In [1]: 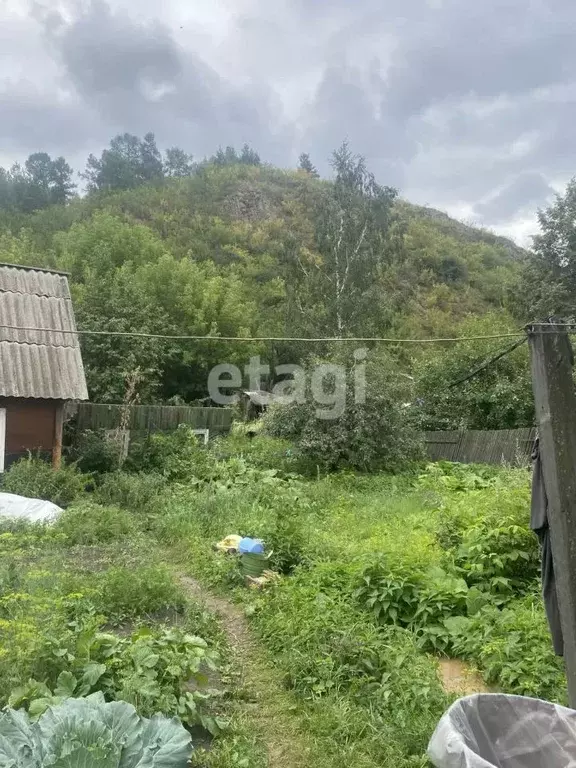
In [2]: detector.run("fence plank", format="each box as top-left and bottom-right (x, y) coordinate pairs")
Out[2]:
(75, 403), (234, 437)
(424, 427), (536, 466)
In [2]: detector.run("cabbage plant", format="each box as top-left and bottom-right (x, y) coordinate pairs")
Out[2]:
(0, 692), (192, 767)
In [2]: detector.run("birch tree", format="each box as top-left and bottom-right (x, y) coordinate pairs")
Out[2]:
(312, 143), (397, 337)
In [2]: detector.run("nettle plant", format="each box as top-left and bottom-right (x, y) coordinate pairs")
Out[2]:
(353, 562), (469, 653)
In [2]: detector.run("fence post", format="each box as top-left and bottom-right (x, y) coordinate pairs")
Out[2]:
(528, 322), (576, 706)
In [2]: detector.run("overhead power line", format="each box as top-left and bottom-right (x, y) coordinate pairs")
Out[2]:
(0, 324), (525, 344)
(448, 336), (528, 389)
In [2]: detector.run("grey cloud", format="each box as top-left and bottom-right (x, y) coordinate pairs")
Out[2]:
(52, 2), (182, 100)
(0, 87), (99, 156)
(3, 0), (293, 167)
(3, 0), (576, 239)
(287, 0), (576, 231)
(474, 173), (555, 223)
(301, 63), (415, 188)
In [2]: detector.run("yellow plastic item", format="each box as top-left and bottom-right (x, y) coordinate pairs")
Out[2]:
(215, 534), (242, 553)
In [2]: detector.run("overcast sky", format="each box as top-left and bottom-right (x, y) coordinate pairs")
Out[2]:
(2, 0), (575, 245)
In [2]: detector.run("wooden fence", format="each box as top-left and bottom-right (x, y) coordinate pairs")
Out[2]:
(424, 427), (537, 466)
(74, 404), (536, 466)
(75, 403), (234, 437)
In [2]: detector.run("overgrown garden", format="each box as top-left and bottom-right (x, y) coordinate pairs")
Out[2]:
(0, 428), (563, 767)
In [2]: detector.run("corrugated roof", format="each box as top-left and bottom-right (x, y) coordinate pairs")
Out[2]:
(0, 264), (88, 400)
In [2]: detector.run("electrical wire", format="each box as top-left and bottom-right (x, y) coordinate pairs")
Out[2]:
(448, 336), (528, 388)
(0, 324), (526, 344)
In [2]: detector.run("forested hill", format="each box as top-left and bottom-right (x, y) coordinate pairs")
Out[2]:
(0, 145), (526, 404)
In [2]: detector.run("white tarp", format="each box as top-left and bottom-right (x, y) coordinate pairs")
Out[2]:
(0, 493), (63, 523)
(428, 693), (576, 768)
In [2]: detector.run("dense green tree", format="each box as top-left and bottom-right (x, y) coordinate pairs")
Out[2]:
(164, 147), (194, 177)
(25, 153), (75, 208)
(0, 154), (75, 213)
(265, 350), (422, 471)
(139, 132), (164, 181)
(239, 144), (261, 166)
(83, 133), (164, 192)
(413, 314), (533, 430)
(298, 153), (319, 178)
(515, 179), (576, 320)
(211, 145), (260, 167)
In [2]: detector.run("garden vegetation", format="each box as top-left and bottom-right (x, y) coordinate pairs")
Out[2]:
(0, 429), (563, 767)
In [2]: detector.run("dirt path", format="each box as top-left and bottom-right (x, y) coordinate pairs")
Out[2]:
(179, 576), (312, 768)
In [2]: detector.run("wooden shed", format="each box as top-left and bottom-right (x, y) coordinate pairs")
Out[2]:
(0, 263), (88, 471)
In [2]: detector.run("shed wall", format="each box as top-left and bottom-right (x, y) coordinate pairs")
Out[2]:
(0, 398), (58, 468)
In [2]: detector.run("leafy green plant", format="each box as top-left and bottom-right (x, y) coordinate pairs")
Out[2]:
(447, 595), (566, 701)
(264, 351), (423, 472)
(68, 429), (122, 474)
(1, 457), (89, 507)
(0, 692), (192, 766)
(456, 515), (539, 599)
(354, 563), (423, 626)
(90, 565), (186, 622)
(354, 562), (469, 651)
(126, 426), (212, 481)
(10, 625), (225, 734)
(417, 462), (501, 492)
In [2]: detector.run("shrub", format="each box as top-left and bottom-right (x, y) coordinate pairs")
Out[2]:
(55, 502), (136, 545)
(126, 425), (212, 481)
(354, 561), (469, 652)
(68, 429), (121, 474)
(417, 461), (502, 492)
(1, 457), (89, 506)
(212, 432), (316, 476)
(456, 514), (539, 599)
(264, 352), (423, 471)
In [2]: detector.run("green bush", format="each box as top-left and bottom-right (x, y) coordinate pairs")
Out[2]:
(417, 461), (502, 492)
(264, 352), (423, 471)
(55, 502), (136, 545)
(353, 561), (469, 652)
(456, 515), (539, 599)
(126, 425), (212, 481)
(68, 429), (121, 474)
(212, 432), (316, 476)
(1, 457), (89, 506)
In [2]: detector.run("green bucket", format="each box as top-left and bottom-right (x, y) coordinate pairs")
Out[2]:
(240, 552), (269, 578)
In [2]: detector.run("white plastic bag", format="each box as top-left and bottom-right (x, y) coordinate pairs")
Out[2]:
(0, 493), (63, 523)
(428, 693), (576, 768)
